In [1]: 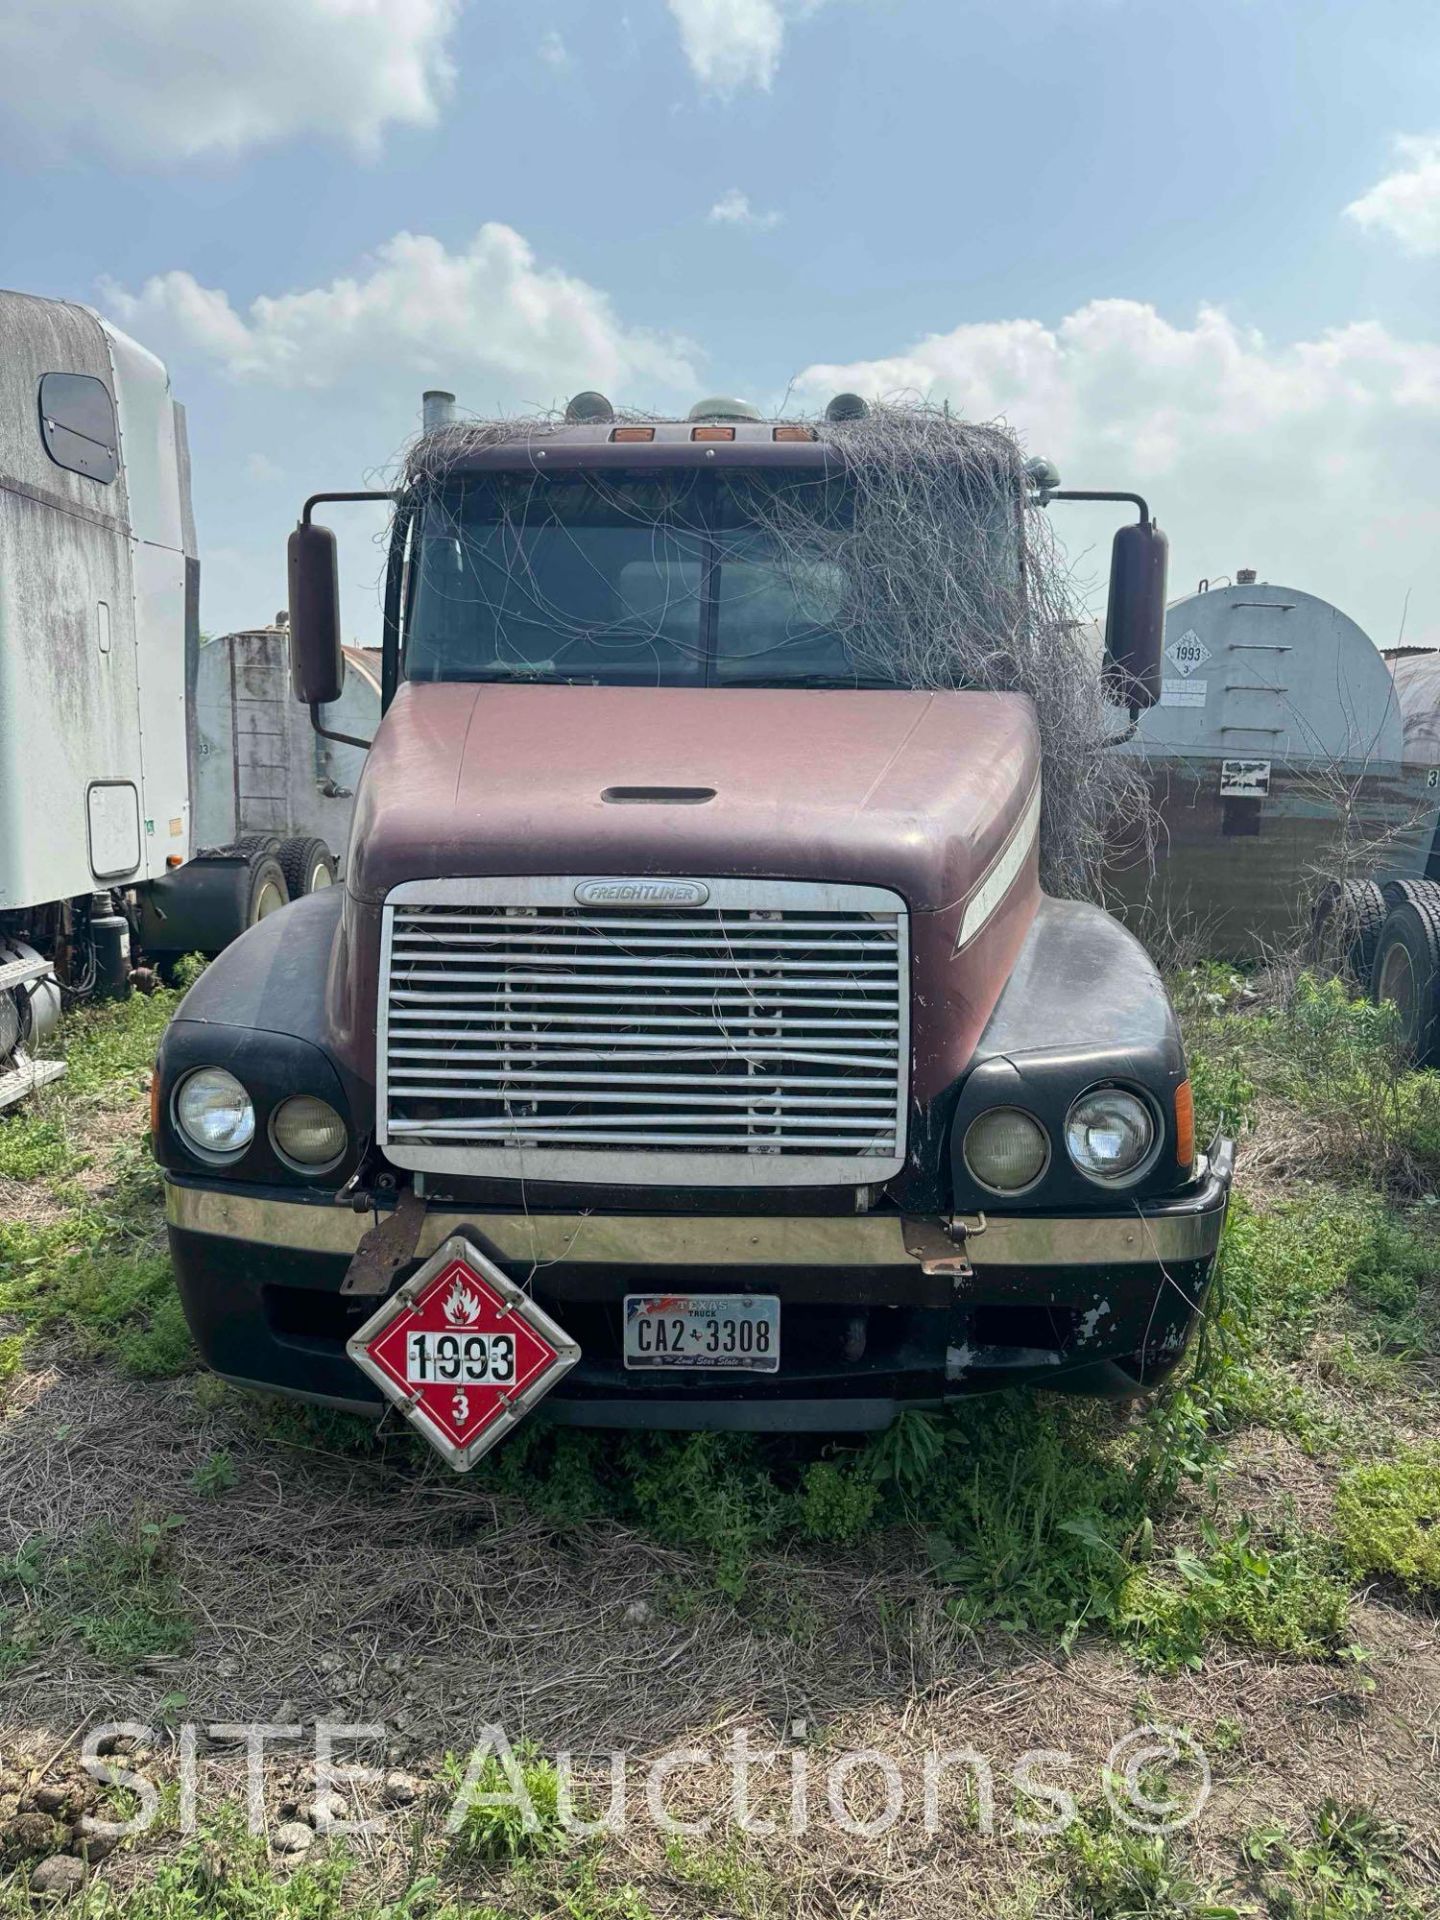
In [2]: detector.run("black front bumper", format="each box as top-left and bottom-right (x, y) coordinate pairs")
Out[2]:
(165, 1146), (1232, 1433)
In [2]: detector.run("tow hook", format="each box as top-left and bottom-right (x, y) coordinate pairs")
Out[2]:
(900, 1213), (986, 1280)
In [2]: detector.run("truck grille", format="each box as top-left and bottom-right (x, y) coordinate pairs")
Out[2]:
(378, 878), (909, 1185)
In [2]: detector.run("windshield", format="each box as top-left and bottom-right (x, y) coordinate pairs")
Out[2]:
(403, 468), (1006, 688)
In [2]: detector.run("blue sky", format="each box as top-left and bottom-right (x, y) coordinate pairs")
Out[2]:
(3, 0), (1438, 647)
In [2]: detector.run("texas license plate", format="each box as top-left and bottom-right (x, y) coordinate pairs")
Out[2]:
(623, 1295), (780, 1372)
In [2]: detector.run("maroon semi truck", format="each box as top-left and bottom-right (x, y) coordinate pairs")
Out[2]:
(153, 394), (1233, 1459)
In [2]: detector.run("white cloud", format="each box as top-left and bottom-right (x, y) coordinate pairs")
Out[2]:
(538, 27), (568, 68)
(1346, 134), (1440, 257)
(0, 0), (459, 163)
(101, 224), (699, 403)
(666, 0), (787, 93)
(708, 188), (783, 230)
(244, 451), (285, 485)
(795, 299), (1440, 647)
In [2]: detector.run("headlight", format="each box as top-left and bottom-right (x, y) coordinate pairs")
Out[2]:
(1065, 1087), (1156, 1184)
(174, 1067), (254, 1158)
(962, 1107), (1049, 1193)
(271, 1094), (347, 1170)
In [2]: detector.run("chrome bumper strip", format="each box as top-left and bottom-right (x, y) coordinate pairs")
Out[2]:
(166, 1164), (1228, 1271)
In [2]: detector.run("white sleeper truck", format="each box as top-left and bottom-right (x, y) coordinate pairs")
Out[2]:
(0, 287), (337, 1106)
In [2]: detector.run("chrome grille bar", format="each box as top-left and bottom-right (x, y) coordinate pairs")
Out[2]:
(378, 877), (909, 1187)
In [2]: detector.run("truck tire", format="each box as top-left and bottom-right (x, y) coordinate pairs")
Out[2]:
(138, 852), (290, 959)
(1370, 900), (1440, 1066)
(237, 832), (283, 856)
(1309, 879), (1387, 989)
(277, 835), (337, 897)
(1380, 877), (1440, 913)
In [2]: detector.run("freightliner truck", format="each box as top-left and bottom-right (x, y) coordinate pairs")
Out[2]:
(154, 391), (1235, 1456)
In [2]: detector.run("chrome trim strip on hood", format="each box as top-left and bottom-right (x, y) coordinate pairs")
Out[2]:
(954, 776), (1041, 951)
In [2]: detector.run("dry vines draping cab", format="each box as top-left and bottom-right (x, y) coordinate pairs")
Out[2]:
(404, 401), (1148, 898)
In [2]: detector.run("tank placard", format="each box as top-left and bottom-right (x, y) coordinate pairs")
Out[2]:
(1166, 628), (1212, 677)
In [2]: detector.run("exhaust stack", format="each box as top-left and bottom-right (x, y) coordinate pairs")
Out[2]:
(422, 390), (456, 433)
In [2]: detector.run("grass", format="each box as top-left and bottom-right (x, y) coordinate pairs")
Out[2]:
(459, 1394), (1209, 1647)
(1059, 1805), (1240, 1918)
(1334, 1454), (1440, 1594)
(1115, 1518), (1351, 1672)
(0, 987), (193, 1383)
(441, 1743), (569, 1866)
(1241, 1800), (1428, 1919)
(1176, 965), (1440, 1192)
(0, 1510), (194, 1674)
(660, 1834), (776, 1917)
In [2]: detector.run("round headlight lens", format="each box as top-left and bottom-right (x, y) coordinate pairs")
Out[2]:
(271, 1095), (348, 1169)
(1065, 1088), (1156, 1184)
(175, 1067), (254, 1157)
(963, 1107), (1050, 1193)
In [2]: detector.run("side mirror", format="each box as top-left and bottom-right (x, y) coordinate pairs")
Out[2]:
(287, 519), (344, 705)
(1103, 518), (1168, 712)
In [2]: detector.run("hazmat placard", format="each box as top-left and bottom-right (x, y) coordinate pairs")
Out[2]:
(348, 1236), (580, 1469)
(1165, 629), (1211, 678)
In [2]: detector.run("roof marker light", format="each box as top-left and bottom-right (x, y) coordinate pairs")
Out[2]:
(691, 425), (735, 441)
(609, 426), (655, 442)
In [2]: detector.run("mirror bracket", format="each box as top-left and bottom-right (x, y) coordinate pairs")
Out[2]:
(302, 489), (398, 523)
(309, 702), (372, 751)
(1041, 488), (1152, 525)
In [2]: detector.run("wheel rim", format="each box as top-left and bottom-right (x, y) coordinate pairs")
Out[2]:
(1378, 942), (1417, 1040)
(309, 862), (333, 891)
(253, 880), (286, 922)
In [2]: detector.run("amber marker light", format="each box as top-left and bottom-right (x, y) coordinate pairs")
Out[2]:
(691, 425), (736, 441)
(772, 425), (816, 441)
(609, 427), (655, 442)
(1174, 1079), (1195, 1171)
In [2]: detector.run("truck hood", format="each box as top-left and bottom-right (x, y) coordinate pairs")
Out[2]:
(345, 681), (1038, 916)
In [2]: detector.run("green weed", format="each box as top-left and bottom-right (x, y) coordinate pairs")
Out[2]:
(793, 1458), (881, 1543)
(0, 1813), (498, 1920)
(168, 953), (210, 991)
(442, 1742), (569, 1865)
(1194, 1189), (1437, 1445)
(189, 1449), (239, 1498)
(1116, 1518), (1349, 1671)
(1059, 1802), (1240, 1917)
(0, 1511), (194, 1672)
(56, 988), (178, 1098)
(0, 1112), (83, 1182)
(1334, 1454), (1440, 1594)
(0, 1030), (188, 1377)
(1241, 1799), (1425, 1918)
(0, 1239), (192, 1378)
(924, 1394), (1200, 1646)
(662, 1831), (773, 1915)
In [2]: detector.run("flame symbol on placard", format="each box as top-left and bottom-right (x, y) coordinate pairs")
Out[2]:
(443, 1276), (483, 1326)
